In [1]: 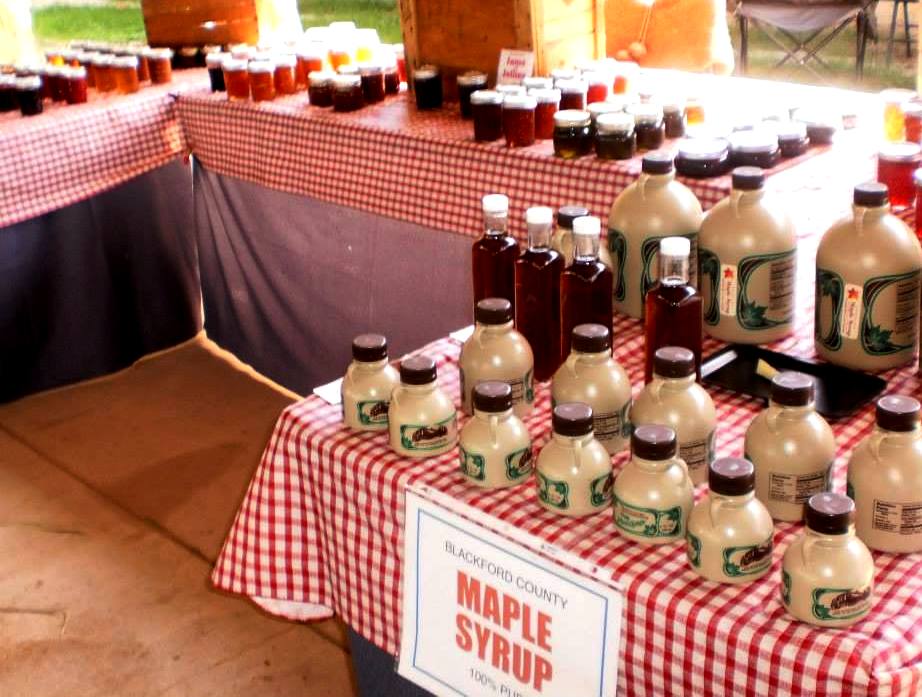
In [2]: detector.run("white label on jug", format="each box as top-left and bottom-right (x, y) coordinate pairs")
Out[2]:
(811, 585), (872, 621)
(872, 499), (922, 535)
(357, 400), (390, 426)
(680, 432), (715, 477)
(719, 264), (738, 317)
(614, 495), (683, 538)
(505, 446), (534, 482)
(768, 466), (830, 504)
(400, 416), (457, 452)
(840, 283), (863, 340)
(722, 537), (773, 577)
(594, 401), (631, 443)
(507, 371), (535, 406)
(459, 446), (486, 481)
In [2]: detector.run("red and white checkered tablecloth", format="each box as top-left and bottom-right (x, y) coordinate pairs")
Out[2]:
(0, 70), (207, 229)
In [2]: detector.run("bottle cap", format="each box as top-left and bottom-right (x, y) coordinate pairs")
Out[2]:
(805, 492), (854, 535)
(332, 73), (361, 89)
(709, 457), (756, 496)
(876, 394), (921, 432)
(572, 215), (601, 237)
(352, 333), (388, 362)
(470, 89), (504, 106)
(854, 181), (889, 207)
(583, 71), (608, 86)
(653, 346), (695, 378)
(659, 236), (690, 257)
(642, 151), (675, 174)
(15, 76), (42, 90)
(482, 193), (509, 215)
(473, 381), (513, 413)
(557, 205), (590, 230)
(631, 424), (678, 460)
(572, 324), (611, 353)
(770, 371), (815, 406)
(144, 47), (174, 60)
(553, 109), (591, 127)
(114, 55), (139, 69)
(457, 70), (488, 87)
(475, 297), (513, 325)
(550, 68), (578, 81)
(732, 167), (765, 191)
(224, 58), (249, 73)
(775, 121), (808, 141)
(400, 356), (437, 385)
(552, 402), (594, 437)
(526, 206), (553, 226)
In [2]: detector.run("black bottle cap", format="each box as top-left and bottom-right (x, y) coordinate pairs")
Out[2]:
(352, 333), (388, 362)
(876, 395), (921, 432)
(475, 297), (513, 325)
(473, 381), (513, 413)
(853, 182), (889, 207)
(805, 492), (854, 535)
(641, 151), (675, 175)
(399, 355), (437, 385)
(552, 402), (594, 437)
(770, 371), (815, 407)
(709, 457), (755, 496)
(572, 323), (611, 353)
(731, 166), (765, 191)
(631, 424), (677, 460)
(653, 346), (696, 379)
(557, 205), (590, 231)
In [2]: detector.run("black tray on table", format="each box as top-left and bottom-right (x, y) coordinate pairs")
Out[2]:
(700, 344), (888, 420)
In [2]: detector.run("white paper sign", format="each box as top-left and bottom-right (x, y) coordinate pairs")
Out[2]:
(398, 485), (623, 697)
(496, 49), (535, 85)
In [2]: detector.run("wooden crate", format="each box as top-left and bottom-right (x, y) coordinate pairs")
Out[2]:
(141, 0), (259, 48)
(398, 0), (606, 82)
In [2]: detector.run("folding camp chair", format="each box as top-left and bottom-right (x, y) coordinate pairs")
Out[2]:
(737, 0), (874, 80)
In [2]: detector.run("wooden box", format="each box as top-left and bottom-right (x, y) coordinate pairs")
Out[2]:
(398, 0), (606, 82)
(141, 0), (259, 48)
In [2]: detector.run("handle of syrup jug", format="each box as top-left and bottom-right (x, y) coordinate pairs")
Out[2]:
(489, 414), (499, 447)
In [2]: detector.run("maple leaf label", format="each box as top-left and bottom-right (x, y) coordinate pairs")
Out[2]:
(839, 283), (863, 340)
(719, 264), (738, 317)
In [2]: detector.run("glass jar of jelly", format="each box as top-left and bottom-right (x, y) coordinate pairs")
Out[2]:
(584, 71), (609, 104)
(144, 48), (173, 85)
(903, 101), (922, 144)
(629, 103), (665, 151)
(663, 99), (686, 139)
(130, 46), (150, 82)
(177, 46), (199, 69)
(384, 65), (399, 94)
(47, 65), (68, 102)
(793, 108), (838, 145)
(530, 88), (560, 140)
(332, 73), (363, 112)
(551, 67), (577, 84)
(496, 84), (526, 98)
(674, 137), (730, 178)
(113, 55), (140, 94)
(595, 112), (636, 160)
(470, 89), (504, 142)
(65, 66), (88, 104)
(502, 94), (537, 147)
(223, 59), (250, 101)
(297, 46), (325, 86)
(587, 100), (622, 136)
(0, 75), (17, 112)
(93, 55), (117, 93)
(686, 96), (705, 126)
(557, 79), (588, 111)
(307, 70), (334, 107)
(273, 55), (298, 96)
(882, 88), (916, 141)
(553, 109), (592, 159)
(393, 43), (406, 82)
(359, 63), (385, 103)
(878, 142), (922, 209)
(915, 169), (922, 239)
(206, 52), (228, 92)
(75, 52), (96, 87)
(729, 130), (780, 169)
(776, 121), (809, 158)
(16, 76), (43, 116)
(457, 71), (488, 118)
(413, 65), (442, 110)
(523, 76), (553, 91)
(612, 61), (638, 95)
(248, 60), (276, 102)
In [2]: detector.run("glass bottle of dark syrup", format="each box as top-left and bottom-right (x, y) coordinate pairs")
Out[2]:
(472, 193), (519, 308)
(560, 215), (613, 360)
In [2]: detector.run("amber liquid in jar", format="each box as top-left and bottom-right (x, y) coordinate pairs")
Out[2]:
(561, 256), (613, 360)
(146, 52), (173, 85)
(249, 65), (276, 102)
(274, 64), (297, 96)
(66, 70), (88, 104)
(224, 63), (250, 101)
(135, 53), (150, 82)
(586, 81), (608, 105)
(904, 104), (922, 143)
(114, 63), (140, 94)
(503, 96), (536, 147)
(686, 100), (705, 125)
(329, 50), (351, 71)
(95, 63), (116, 93)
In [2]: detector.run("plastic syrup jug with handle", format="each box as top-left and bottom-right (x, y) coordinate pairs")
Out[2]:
(388, 356), (457, 458)
(341, 333), (400, 431)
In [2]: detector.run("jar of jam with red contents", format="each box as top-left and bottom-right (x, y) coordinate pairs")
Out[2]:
(662, 99), (686, 138)
(584, 72), (609, 105)
(531, 87), (560, 140)
(16, 76), (43, 116)
(776, 121), (809, 158)
(177, 47), (199, 70)
(308, 70), (334, 107)
(674, 137), (730, 178)
(413, 65), (442, 110)
(113, 55), (140, 94)
(297, 46), (325, 88)
(333, 73), (364, 112)
(206, 52), (228, 92)
(595, 112), (636, 160)
(76, 51), (95, 87)
(384, 65), (399, 94)
(223, 59), (250, 101)
(359, 63), (385, 103)
(502, 94), (537, 147)
(47, 66), (68, 102)
(553, 109), (592, 159)
(629, 103), (665, 150)
(729, 129), (780, 169)
(394, 43), (406, 83)
(65, 66), (88, 104)
(903, 102), (922, 144)
(612, 61), (638, 95)
(523, 76), (553, 91)
(457, 71), (488, 118)
(471, 89), (503, 142)
(95, 55), (117, 92)
(0, 75), (16, 112)
(131, 46), (150, 82)
(588, 101), (622, 135)
(144, 48), (173, 85)
(558, 79), (587, 111)
(248, 60), (276, 102)
(878, 142), (922, 208)
(274, 55), (298, 96)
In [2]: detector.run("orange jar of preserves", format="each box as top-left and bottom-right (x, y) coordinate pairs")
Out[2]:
(113, 55), (140, 94)
(93, 55), (117, 93)
(248, 60), (276, 102)
(274, 55), (297, 96)
(145, 48), (173, 85)
(223, 59), (250, 101)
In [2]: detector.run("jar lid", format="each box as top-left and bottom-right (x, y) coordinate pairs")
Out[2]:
(203, 44), (223, 54)
(775, 120), (808, 141)
(572, 215), (601, 237)
(15, 76), (41, 90)
(337, 64), (359, 75)
(583, 71), (608, 86)
(249, 59), (275, 74)
(729, 130), (779, 154)
(414, 65), (439, 80)
(556, 78), (588, 95)
(876, 394), (921, 431)
(805, 492), (854, 535)
(588, 101), (622, 119)
(496, 84), (526, 96)
(557, 205), (589, 229)
(457, 70), (488, 86)
(879, 141), (922, 162)
(709, 457), (756, 496)
(628, 103), (663, 124)
(482, 193), (509, 214)
(470, 89), (503, 106)
(596, 112), (634, 134)
(642, 151), (674, 174)
(770, 371), (815, 406)
(75, 51), (95, 62)
(523, 76), (553, 90)
(297, 45), (326, 60)
(572, 323), (611, 353)
(0, 75), (16, 87)
(677, 137), (730, 161)
(475, 297), (513, 325)
(114, 55), (139, 68)
(552, 402), (594, 437)
(206, 52), (230, 68)
(525, 205), (553, 226)
(632, 424), (677, 461)
(224, 58), (249, 73)
(93, 54), (115, 66)
(551, 68), (577, 81)
(352, 333), (388, 362)
(144, 47), (174, 59)
(231, 46), (256, 60)
(503, 94), (536, 110)
(554, 109), (590, 127)
(274, 54), (297, 68)
(473, 381), (513, 413)
(67, 66), (88, 79)
(529, 87), (560, 104)
(854, 181), (889, 207)
(732, 166), (765, 191)
(653, 346), (695, 378)
(332, 73), (361, 89)
(902, 101), (922, 117)
(400, 355), (437, 385)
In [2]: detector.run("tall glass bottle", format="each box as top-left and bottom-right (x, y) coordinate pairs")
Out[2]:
(644, 236), (702, 383)
(515, 206), (564, 381)
(472, 193), (519, 308)
(560, 216), (613, 360)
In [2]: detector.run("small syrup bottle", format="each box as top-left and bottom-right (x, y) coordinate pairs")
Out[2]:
(515, 206), (564, 381)
(560, 215), (613, 360)
(472, 193), (519, 308)
(644, 236), (702, 383)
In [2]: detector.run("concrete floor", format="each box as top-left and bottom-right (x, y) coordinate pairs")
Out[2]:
(0, 335), (357, 696)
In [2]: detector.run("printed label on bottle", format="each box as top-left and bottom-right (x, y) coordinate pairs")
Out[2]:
(811, 585), (872, 621)
(680, 431), (716, 477)
(537, 471), (570, 510)
(840, 283), (863, 340)
(860, 270), (921, 356)
(781, 569), (792, 606)
(505, 446), (534, 482)
(399, 414), (456, 452)
(703, 250), (795, 329)
(815, 268), (846, 351)
(590, 472), (613, 507)
(687, 532), (702, 567)
(357, 400), (390, 427)
(459, 446), (485, 481)
(594, 399), (632, 443)
(768, 464), (831, 504)
(722, 537), (773, 577)
(506, 370), (535, 406)
(872, 499), (922, 535)
(719, 264), (739, 317)
(609, 229), (627, 303)
(639, 233), (699, 302)
(614, 494), (683, 538)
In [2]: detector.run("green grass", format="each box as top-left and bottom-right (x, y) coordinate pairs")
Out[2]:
(33, 5), (147, 44)
(300, 0), (401, 43)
